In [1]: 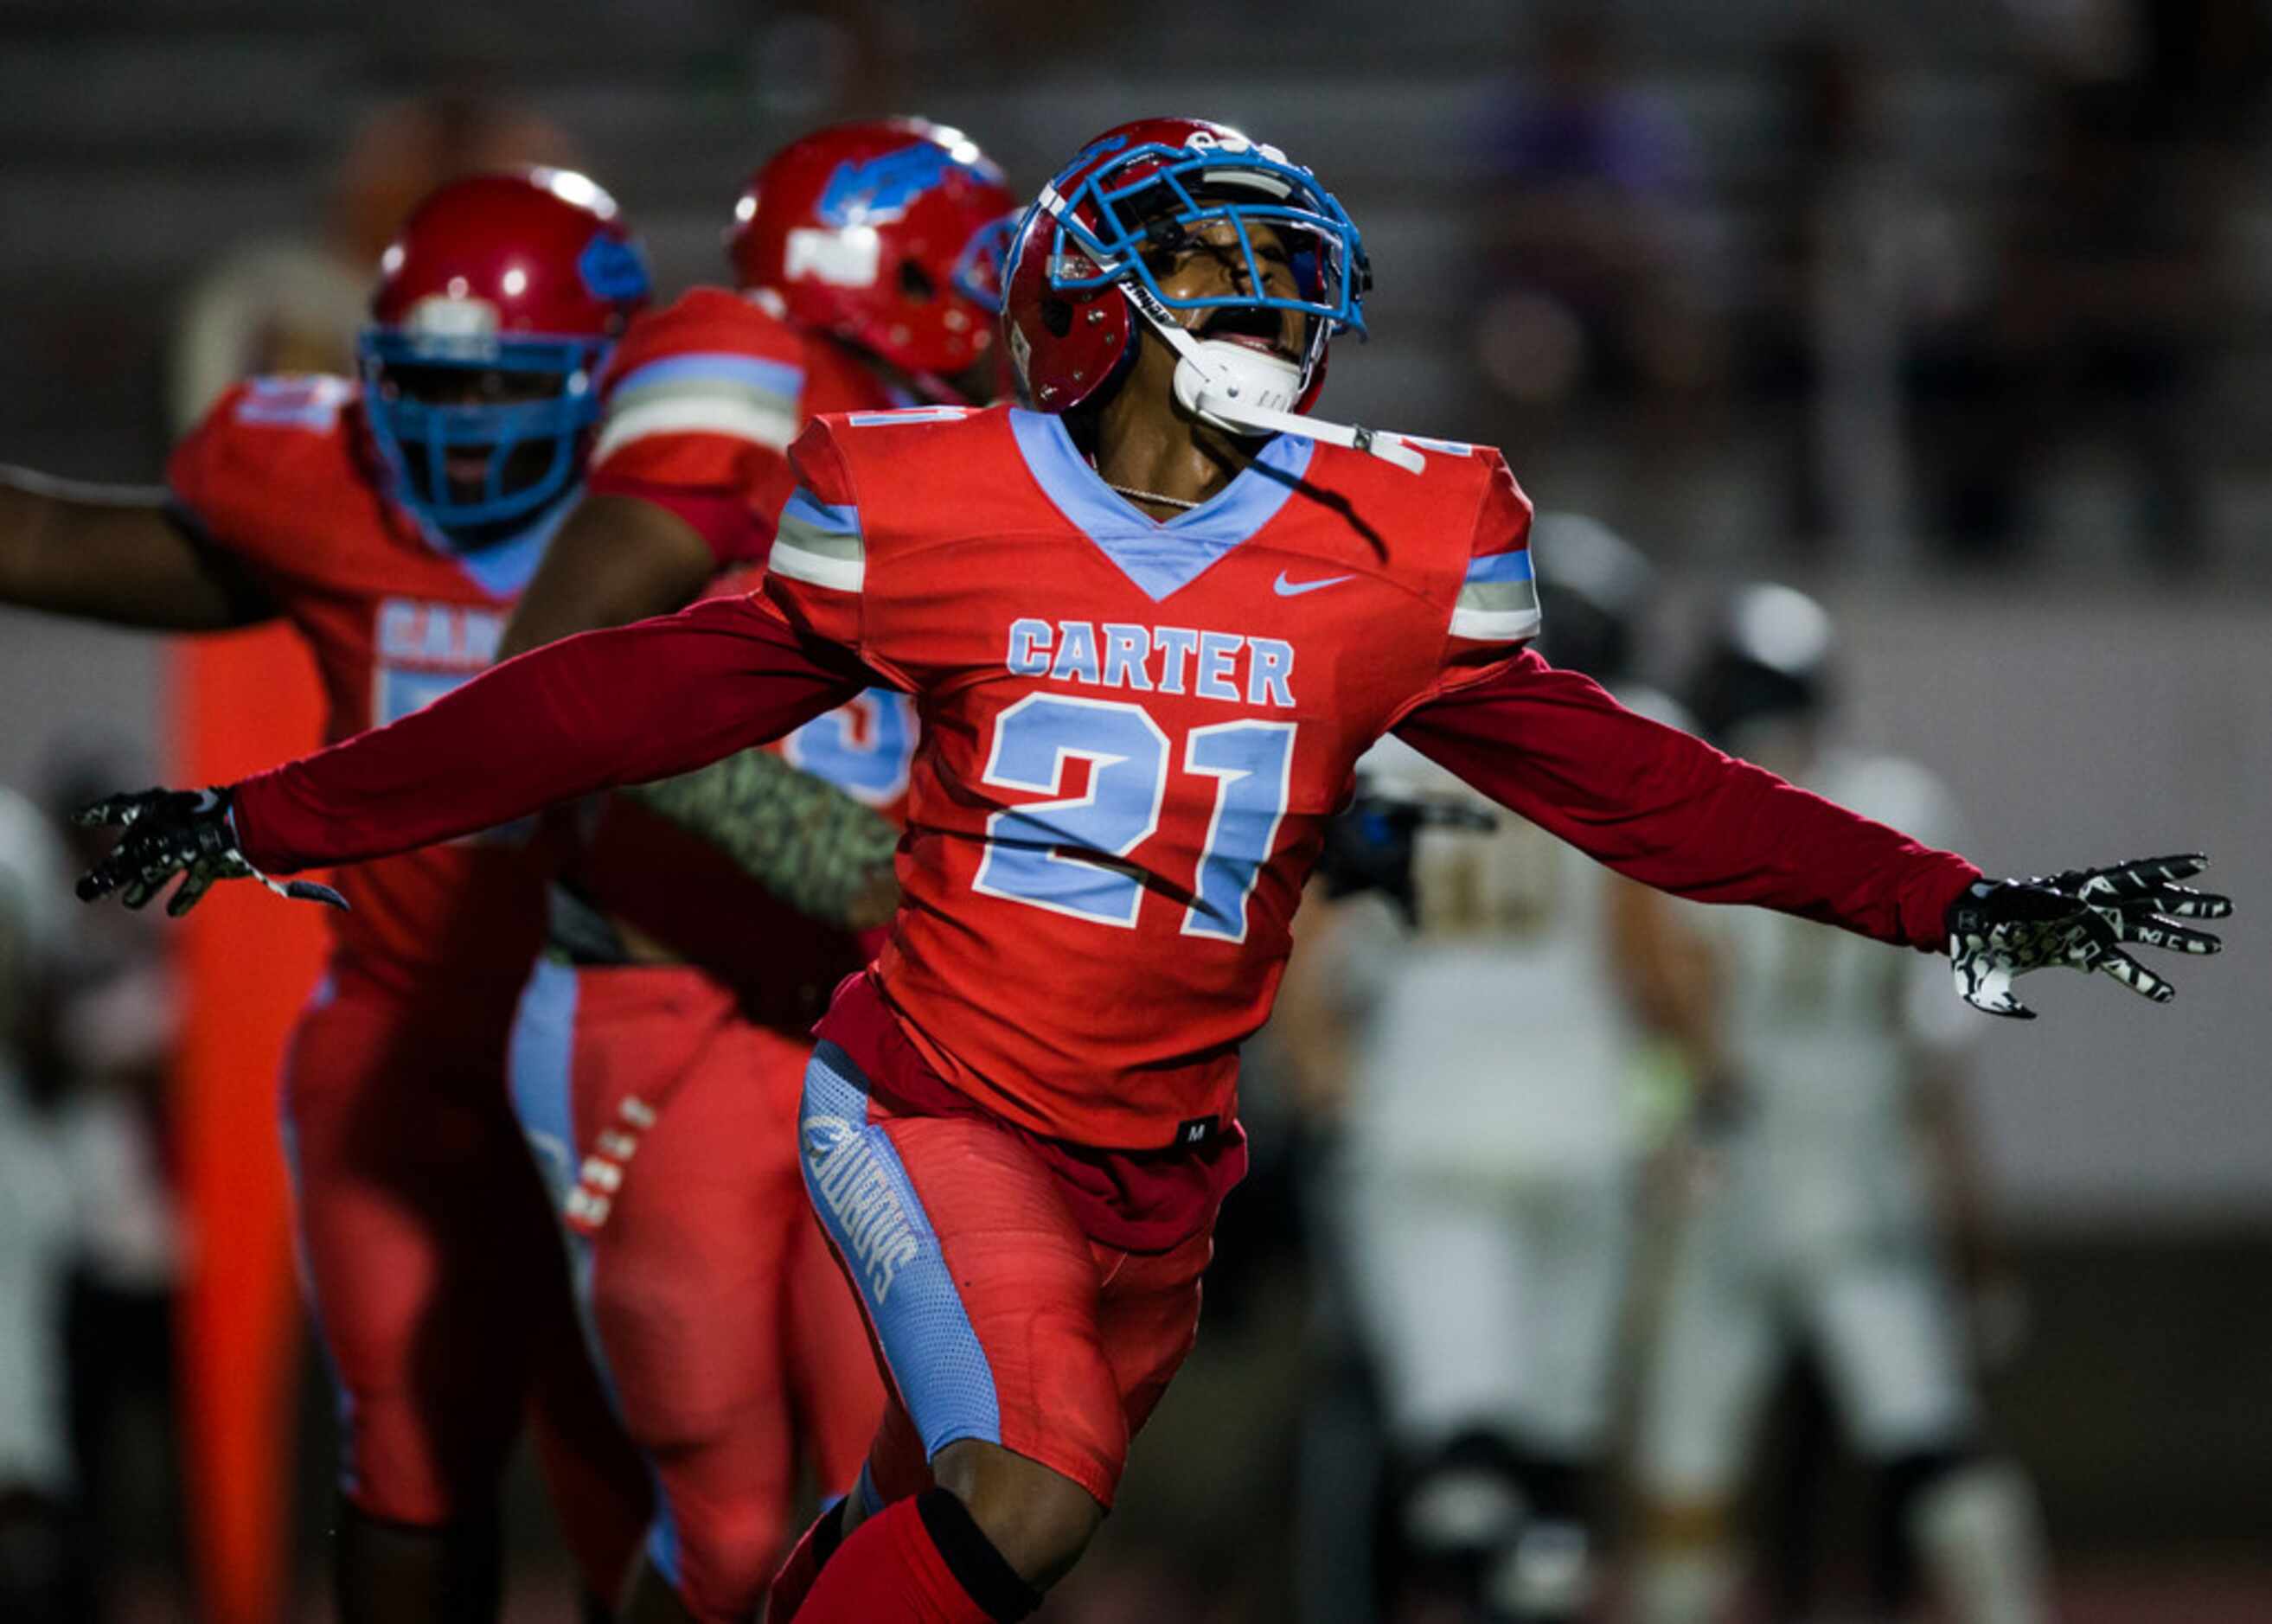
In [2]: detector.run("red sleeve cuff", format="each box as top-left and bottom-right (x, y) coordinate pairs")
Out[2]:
(1907, 859), (1982, 953)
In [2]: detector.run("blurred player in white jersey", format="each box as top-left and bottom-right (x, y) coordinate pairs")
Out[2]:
(0, 787), (78, 1621)
(1303, 517), (1705, 1624)
(1631, 585), (2050, 1624)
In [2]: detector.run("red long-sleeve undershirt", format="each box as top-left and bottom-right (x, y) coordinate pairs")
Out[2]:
(1393, 649), (1976, 949)
(233, 592), (866, 871)
(232, 598), (1975, 951)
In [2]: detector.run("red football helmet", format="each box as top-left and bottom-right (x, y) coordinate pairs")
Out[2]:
(726, 118), (1017, 388)
(1003, 117), (1372, 420)
(360, 168), (651, 537)
(368, 167), (650, 340)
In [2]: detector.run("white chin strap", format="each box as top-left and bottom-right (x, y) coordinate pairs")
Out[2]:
(1125, 286), (1424, 474)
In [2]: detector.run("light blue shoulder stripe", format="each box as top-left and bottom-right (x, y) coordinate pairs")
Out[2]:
(783, 488), (861, 536)
(611, 352), (805, 400)
(1464, 548), (1535, 584)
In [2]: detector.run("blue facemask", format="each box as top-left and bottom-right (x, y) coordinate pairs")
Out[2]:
(1030, 138), (1371, 342)
(357, 329), (611, 547)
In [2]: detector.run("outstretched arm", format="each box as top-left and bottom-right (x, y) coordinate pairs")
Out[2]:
(238, 591), (867, 871)
(0, 470), (274, 630)
(75, 591), (870, 911)
(496, 486), (899, 924)
(1395, 650), (1976, 949)
(1393, 652), (2226, 1013)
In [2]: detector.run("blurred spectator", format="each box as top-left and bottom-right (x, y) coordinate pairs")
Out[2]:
(749, 4), (917, 120)
(1757, 33), (1982, 565)
(1962, 0), (2269, 565)
(0, 784), (80, 1621)
(168, 92), (579, 433)
(1474, 13), (1722, 410)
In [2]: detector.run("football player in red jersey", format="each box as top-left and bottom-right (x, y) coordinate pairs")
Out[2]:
(490, 120), (1015, 1624)
(0, 170), (653, 1621)
(80, 119), (2229, 1624)
(506, 117), (1014, 648)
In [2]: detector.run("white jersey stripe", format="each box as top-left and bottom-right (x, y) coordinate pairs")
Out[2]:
(769, 539), (866, 593)
(1450, 604), (1541, 643)
(592, 395), (799, 463)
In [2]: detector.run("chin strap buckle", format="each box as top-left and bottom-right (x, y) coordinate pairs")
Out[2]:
(1191, 385), (1424, 474)
(1130, 286), (1427, 474)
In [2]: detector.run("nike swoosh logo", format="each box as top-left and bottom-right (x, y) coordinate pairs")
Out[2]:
(1273, 571), (1354, 597)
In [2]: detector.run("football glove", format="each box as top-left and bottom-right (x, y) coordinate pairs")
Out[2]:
(1317, 790), (1498, 925)
(1946, 854), (2227, 1019)
(73, 787), (346, 917)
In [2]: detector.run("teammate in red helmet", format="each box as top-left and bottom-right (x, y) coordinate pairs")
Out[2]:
(486, 119), (1014, 1624)
(79, 119), (2228, 1623)
(0, 169), (652, 1621)
(507, 116), (1013, 650)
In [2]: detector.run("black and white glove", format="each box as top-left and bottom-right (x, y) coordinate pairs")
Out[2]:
(73, 787), (346, 917)
(1317, 790), (1498, 925)
(1946, 854), (2228, 1019)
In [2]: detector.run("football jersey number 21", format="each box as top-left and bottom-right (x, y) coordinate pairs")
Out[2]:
(973, 694), (1294, 943)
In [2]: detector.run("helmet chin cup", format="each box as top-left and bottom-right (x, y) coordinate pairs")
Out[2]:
(1170, 337), (1302, 429)
(1135, 288), (1425, 475)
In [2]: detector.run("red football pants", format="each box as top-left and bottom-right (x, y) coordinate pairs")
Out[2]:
(509, 957), (882, 1621)
(278, 969), (645, 1592)
(800, 1042), (1212, 1512)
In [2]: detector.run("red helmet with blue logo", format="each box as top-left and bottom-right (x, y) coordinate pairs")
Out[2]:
(1004, 117), (1372, 421)
(726, 118), (1017, 389)
(358, 167), (651, 545)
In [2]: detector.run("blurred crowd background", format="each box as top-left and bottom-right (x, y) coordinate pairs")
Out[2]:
(0, 1), (2265, 1620)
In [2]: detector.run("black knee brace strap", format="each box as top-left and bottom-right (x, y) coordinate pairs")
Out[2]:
(915, 1487), (1044, 1622)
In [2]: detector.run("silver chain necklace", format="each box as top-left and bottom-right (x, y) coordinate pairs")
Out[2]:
(1104, 481), (1200, 512)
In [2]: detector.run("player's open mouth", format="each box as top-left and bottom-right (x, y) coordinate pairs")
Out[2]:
(1199, 305), (1299, 362)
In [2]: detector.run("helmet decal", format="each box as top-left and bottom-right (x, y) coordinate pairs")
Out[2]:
(784, 226), (882, 289)
(578, 233), (653, 302)
(816, 144), (965, 227)
(726, 118), (1017, 391)
(400, 293), (502, 348)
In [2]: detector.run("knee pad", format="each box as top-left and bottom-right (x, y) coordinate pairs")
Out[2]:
(1488, 1519), (1593, 1622)
(1392, 1429), (1597, 1621)
(1395, 1429), (1528, 1566)
(1396, 1429), (1592, 1548)
(1900, 1456), (2050, 1624)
